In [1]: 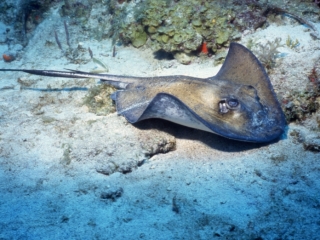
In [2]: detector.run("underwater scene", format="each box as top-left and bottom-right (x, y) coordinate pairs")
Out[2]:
(0, 0), (320, 239)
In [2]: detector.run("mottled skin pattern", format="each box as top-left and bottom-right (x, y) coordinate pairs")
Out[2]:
(0, 43), (286, 142)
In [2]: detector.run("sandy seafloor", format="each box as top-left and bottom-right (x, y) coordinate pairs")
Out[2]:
(0, 4), (320, 240)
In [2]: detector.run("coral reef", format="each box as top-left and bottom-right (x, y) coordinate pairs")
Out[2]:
(107, 0), (320, 59)
(117, 0), (240, 54)
(1, 0), (319, 64)
(2, 0), (319, 64)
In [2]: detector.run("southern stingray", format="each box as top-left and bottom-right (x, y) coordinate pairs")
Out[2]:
(0, 43), (286, 142)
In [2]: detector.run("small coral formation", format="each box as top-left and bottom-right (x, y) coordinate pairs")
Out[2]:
(249, 38), (283, 70)
(281, 67), (320, 123)
(121, 24), (148, 48)
(283, 91), (320, 122)
(82, 84), (116, 116)
(290, 128), (320, 152)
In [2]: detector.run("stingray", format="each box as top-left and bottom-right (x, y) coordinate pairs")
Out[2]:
(0, 43), (286, 142)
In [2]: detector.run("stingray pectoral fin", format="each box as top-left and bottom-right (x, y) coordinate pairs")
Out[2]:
(116, 90), (284, 142)
(139, 93), (213, 132)
(114, 88), (153, 123)
(115, 91), (212, 132)
(213, 43), (286, 130)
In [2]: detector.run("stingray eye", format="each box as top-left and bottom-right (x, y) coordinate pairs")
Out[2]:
(219, 98), (240, 114)
(227, 98), (239, 109)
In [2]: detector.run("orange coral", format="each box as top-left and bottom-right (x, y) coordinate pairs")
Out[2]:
(200, 42), (208, 54)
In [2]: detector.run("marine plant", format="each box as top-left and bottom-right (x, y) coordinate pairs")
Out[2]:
(286, 35), (299, 49)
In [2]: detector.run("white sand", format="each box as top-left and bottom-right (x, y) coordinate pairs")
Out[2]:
(0, 5), (319, 240)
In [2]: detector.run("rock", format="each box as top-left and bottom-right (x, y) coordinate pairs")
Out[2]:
(303, 136), (320, 152)
(100, 187), (123, 201)
(174, 52), (192, 65)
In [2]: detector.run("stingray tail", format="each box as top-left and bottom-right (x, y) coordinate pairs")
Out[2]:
(0, 68), (144, 89)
